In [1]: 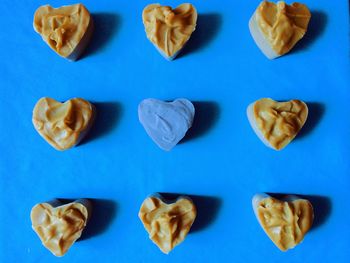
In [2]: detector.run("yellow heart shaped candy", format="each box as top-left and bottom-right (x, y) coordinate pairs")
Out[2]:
(32, 97), (95, 151)
(31, 199), (91, 256)
(33, 4), (94, 60)
(142, 3), (197, 60)
(249, 1), (311, 59)
(139, 194), (197, 253)
(253, 194), (313, 251)
(247, 98), (308, 150)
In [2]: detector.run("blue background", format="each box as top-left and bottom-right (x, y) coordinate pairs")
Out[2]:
(1, 0), (349, 262)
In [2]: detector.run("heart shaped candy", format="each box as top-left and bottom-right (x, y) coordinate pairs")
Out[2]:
(32, 97), (95, 151)
(142, 3), (197, 60)
(33, 4), (94, 60)
(252, 193), (313, 251)
(138, 98), (195, 151)
(247, 98), (308, 150)
(139, 194), (197, 254)
(31, 199), (91, 257)
(249, 1), (311, 59)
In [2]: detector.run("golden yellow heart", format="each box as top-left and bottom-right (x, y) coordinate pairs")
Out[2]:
(31, 199), (91, 257)
(32, 97), (95, 151)
(142, 3), (197, 59)
(247, 98), (308, 150)
(253, 194), (313, 251)
(138, 194), (197, 254)
(33, 3), (94, 60)
(249, 1), (311, 59)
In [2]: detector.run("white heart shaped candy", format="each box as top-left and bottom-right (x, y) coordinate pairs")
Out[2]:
(138, 98), (195, 151)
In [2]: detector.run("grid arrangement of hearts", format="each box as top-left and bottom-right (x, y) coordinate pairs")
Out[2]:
(30, 1), (323, 258)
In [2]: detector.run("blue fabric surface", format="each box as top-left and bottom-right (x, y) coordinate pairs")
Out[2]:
(1, 0), (349, 262)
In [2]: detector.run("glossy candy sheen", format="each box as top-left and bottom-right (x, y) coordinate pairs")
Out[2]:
(1, 0), (350, 262)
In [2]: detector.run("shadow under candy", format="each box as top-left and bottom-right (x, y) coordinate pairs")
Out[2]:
(292, 10), (328, 54)
(300, 195), (332, 231)
(82, 13), (120, 58)
(79, 199), (117, 241)
(79, 101), (122, 146)
(296, 102), (325, 140)
(178, 13), (223, 58)
(181, 101), (220, 143)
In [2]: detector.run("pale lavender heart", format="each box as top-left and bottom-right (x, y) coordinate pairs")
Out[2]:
(138, 98), (195, 151)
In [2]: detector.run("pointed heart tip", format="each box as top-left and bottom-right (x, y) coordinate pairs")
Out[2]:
(32, 97), (95, 151)
(249, 2), (311, 58)
(247, 98), (308, 150)
(138, 98), (195, 151)
(31, 199), (91, 256)
(143, 3), (197, 60)
(33, 4), (94, 61)
(139, 193), (196, 253)
(253, 193), (314, 251)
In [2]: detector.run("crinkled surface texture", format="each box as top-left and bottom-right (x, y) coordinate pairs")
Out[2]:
(1, 0), (349, 262)
(142, 3), (197, 58)
(138, 98), (195, 151)
(138, 196), (196, 254)
(33, 4), (91, 58)
(256, 197), (313, 251)
(32, 97), (94, 150)
(255, 1), (311, 55)
(31, 201), (89, 257)
(251, 98), (308, 150)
